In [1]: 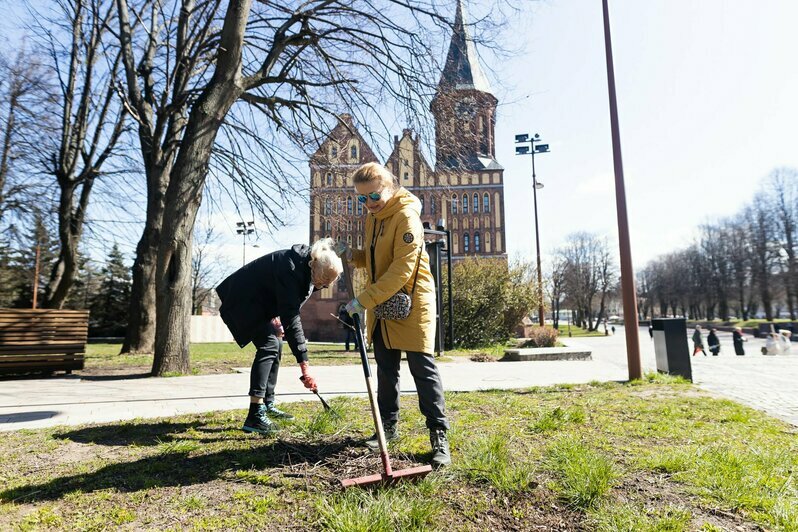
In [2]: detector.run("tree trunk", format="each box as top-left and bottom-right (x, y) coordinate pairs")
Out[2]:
(152, 82), (242, 375)
(45, 176), (94, 308)
(121, 167), (168, 354)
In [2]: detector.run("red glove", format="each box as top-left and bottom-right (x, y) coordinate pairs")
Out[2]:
(299, 361), (317, 391)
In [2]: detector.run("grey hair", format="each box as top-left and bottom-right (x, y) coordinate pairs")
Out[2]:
(310, 238), (343, 276)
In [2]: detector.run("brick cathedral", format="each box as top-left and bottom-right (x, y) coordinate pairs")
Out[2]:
(300, 0), (507, 341)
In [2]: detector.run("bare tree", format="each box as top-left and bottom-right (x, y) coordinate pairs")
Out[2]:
(768, 168), (798, 319)
(745, 200), (778, 320)
(557, 232), (618, 331)
(191, 220), (227, 315)
(114, 0), (223, 355)
(31, 0), (128, 309)
(121, 0), (488, 374)
(0, 47), (52, 229)
(547, 257), (566, 328)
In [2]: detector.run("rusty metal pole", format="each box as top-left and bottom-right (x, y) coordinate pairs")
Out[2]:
(602, 0), (642, 380)
(32, 244), (41, 309)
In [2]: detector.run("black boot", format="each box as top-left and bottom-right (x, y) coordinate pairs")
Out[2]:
(364, 421), (398, 450)
(430, 429), (451, 467)
(242, 403), (278, 435)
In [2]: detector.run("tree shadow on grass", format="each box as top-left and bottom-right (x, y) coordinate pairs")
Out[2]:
(54, 421), (210, 446)
(1, 437), (359, 504)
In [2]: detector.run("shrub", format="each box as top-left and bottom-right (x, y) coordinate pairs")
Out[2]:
(521, 326), (559, 348)
(444, 258), (539, 348)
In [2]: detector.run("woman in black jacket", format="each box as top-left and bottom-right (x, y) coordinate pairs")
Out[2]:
(216, 238), (343, 435)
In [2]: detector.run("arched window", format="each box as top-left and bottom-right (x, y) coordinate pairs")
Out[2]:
(336, 198), (343, 214)
(357, 201), (363, 215)
(347, 234), (352, 245)
(483, 193), (490, 213)
(463, 233), (470, 253)
(347, 197), (353, 214)
(324, 199), (332, 215)
(485, 232), (491, 252)
(453, 233), (459, 253)
(357, 234), (363, 247)
(420, 195), (425, 214)
(331, 146), (337, 158)
(350, 145), (357, 159)
(451, 194), (458, 214)
(431, 196), (436, 215)
(326, 173), (332, 185)
(473, 193), (479, 213)
(462, 194), (468, 213)
(325, 220), (331, 231)
(474, 232), (481, 252)
(336, 235), (342, 242)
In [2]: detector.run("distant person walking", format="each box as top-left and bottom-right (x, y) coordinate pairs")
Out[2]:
(692, 325), (707, 356)
(778, 330), (792, 354)
(732, 327), (746, 356)
(707, 328), (721, 356)
(763, 332), (781, 356)
(338, 305), (356, 351)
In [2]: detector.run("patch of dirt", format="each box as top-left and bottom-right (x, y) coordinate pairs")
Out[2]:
(469, 353), (497, 362)
(614, 472), (764, 531)
(628, 387), (709, 399)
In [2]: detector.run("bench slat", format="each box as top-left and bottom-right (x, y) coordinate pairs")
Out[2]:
(0, 308), (89, 374)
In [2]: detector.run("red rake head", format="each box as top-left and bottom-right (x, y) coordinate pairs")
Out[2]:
(340, 464), (433, 489)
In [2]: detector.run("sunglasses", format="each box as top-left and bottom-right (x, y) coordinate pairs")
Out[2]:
(356, 191), (382, 203)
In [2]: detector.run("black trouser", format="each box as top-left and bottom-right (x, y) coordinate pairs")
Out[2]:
(249, 323), (283, 403)
(372, 322), (449, 431)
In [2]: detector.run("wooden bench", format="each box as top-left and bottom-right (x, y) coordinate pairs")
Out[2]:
(0, 309), (89, 375)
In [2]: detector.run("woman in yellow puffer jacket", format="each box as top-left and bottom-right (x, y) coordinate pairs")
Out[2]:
(343, 162), (451, 467)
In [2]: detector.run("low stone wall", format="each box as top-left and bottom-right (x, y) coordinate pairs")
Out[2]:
(502, 339), (592, 362)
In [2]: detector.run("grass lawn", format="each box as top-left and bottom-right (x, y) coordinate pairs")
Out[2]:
(83, 342), (497, 376)
(555, 324), (608, 338)
(2, 375), (796, 530)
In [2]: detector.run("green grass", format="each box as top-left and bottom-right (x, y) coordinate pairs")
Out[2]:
(555, 324), (608, 337)
(314, 478), (442, 531)
(1, 381), (796, 530)
(544, 435), (618, 509)
(455, 431), (536, 494)
(84, 341), (474, 375)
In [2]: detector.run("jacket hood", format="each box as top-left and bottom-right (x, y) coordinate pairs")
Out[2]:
(373, 187), (421, 220)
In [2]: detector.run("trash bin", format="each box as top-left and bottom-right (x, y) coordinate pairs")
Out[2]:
(652, 318), (692, 382)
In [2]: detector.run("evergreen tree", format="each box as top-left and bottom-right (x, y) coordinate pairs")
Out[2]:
(8, 210), (58, 308)
(89, 244), (131, 337)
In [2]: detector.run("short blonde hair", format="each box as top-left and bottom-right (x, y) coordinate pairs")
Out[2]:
(310, 238), (343, 276)
(352, 162), (397, 190)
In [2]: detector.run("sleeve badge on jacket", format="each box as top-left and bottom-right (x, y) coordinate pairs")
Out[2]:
(402, 232), (414, 244)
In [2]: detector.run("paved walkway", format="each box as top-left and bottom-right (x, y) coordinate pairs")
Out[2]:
(1, 327), (796, 431)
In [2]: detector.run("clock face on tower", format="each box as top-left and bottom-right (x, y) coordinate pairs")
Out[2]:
(455, 96), (477, 119)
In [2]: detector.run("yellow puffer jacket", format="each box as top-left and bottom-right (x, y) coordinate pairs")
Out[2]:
(351, 187), (436, 354)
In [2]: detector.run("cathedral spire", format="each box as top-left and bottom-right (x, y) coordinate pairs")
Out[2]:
(438, 0), (493, 95)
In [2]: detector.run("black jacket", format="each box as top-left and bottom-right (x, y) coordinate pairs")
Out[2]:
(216, 244), (315, 362)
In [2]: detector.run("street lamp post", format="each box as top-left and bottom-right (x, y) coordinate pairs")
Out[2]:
(515, 133), (550, 326)
(236, 221), (255, 266)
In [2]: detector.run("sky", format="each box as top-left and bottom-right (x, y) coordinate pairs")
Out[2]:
(4, 1), (798, 277)
(219, 0), (798, 274)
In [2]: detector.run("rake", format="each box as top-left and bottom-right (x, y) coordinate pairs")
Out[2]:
(339, 260), (432, 488)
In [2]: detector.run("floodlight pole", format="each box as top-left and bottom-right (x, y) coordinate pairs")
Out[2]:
(515, 134), (549, 327)
(236, 221), (255, 267)
(602, 0), (642, 380)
